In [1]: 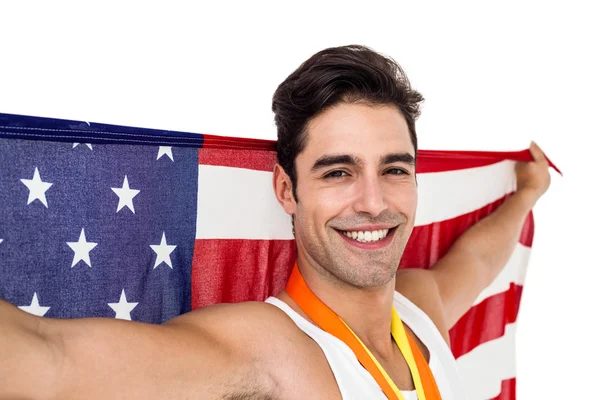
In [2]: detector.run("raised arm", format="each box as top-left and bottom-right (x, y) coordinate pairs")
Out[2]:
(0, 298), (282, 400)
(429, 141), (552, 328)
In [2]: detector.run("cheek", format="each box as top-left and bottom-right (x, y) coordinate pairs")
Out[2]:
(405, 188), (418, 210)
(388, 184), (418, 215)
(297, 189), (344, 231)
(316, 191), (346, 212)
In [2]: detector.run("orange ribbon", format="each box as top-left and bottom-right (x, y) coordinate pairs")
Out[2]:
(286, 263), (441, 400)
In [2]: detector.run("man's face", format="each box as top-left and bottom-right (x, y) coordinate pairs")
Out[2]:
(292, 102), (417, 288)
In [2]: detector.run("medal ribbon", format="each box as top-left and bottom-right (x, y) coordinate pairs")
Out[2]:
(286, 263), (442, 400)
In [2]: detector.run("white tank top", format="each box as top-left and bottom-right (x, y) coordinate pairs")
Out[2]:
(265, 291), (464, 399)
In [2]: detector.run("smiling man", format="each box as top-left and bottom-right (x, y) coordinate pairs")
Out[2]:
(0, 45), (551, 399)
(278, 103), (416, 288)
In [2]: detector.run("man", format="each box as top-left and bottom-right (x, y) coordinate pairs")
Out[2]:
(0, 45), (551, 399)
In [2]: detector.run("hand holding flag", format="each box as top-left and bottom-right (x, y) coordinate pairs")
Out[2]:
(515, 141), (552, 204)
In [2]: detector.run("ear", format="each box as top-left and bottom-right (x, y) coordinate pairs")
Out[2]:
(273, 164), (297, 215)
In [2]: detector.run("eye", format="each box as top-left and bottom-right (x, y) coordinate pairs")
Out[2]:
(323, 170), (349, 179)
(385, 168), (408, 176)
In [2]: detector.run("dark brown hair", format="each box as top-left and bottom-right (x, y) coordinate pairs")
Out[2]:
(272, 45), (424, 200)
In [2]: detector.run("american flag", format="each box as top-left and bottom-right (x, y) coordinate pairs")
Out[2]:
(0, 113), (559, 399)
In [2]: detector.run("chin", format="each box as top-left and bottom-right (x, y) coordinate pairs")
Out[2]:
(330, 259), (398, 289)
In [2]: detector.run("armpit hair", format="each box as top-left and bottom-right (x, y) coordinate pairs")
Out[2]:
(221, 373), (278, 400)
(223, 389), (277, 400)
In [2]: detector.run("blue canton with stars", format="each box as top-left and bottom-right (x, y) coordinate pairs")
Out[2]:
(0, 116), (199, 324)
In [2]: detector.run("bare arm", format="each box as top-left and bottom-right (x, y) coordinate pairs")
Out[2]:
(0, 299), (58, 399)
(404, 142), (551, 331)
(0, 299), (281, 400)
(395, 188), (538, 341)
(429, 141), (552, 328)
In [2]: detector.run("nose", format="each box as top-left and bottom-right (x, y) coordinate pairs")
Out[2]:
(353, 173), (387, 217)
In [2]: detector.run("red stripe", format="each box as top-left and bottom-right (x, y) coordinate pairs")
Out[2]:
(201, 133), (276, 151)
(519, 211), (534, 247)
(490, 378), (516, 400)
(197, 146), (560, 175)
(450, 284), (522, 359)
(198, 147), (276, 171)
(400, 195), (533, 270)
(417, 149), (561, 174)
(191, 239), (295, 309)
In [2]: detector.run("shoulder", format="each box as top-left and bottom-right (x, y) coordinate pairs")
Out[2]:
(164, 300), (326, 367)
(166, 301), (340, 398)
(165, 301), (306, 347)
(395, 269), (450, 344)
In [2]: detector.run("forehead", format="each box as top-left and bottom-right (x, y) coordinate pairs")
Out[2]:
(301, 102), (413, 162)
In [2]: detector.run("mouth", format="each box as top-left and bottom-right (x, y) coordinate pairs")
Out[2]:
(334, 226), (397, 248)
(339, 228), (391, 243)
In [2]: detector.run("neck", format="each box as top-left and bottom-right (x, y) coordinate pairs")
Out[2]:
(280, 258), (398, 357)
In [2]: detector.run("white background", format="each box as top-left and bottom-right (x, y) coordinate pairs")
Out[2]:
(1, 1), (598, 398)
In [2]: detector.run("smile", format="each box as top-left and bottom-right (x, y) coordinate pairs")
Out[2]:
(340, 229), (390, 243)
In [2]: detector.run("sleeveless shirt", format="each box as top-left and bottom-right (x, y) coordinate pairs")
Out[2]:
(265, 291), (464, 399)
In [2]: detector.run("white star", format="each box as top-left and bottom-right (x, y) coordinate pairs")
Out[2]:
(108, 289), (138, 320)
(20, 167), (53, 207)
(66, 228), (98, 268)
(157, 146), (174, 161)
(150, 232), (177, 269)
(73, 143), (93, 150)
(111, 175), (140, 213)
(18, 293), (50, 317)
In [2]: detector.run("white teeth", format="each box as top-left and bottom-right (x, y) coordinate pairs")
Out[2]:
(342, 228), (390, 243)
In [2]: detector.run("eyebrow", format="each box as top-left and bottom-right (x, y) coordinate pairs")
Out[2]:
(381, 152), (416, 167)
(311, 154), (362, 171)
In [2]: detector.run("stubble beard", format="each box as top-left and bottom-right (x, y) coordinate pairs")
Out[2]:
(297, 220), (411, 290)
(327, 229), (409, 289)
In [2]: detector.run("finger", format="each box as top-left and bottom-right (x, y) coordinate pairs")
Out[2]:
(530, 141), (548, 164)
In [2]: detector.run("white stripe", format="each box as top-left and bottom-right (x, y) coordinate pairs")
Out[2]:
(472, 243), (530, 306)
(456, 323), (517, 400)
(415, 160), (516, 226)
(196, 165), (294, 239)
(196, 161), (516, 240)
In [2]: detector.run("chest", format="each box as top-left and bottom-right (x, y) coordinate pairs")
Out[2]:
(270, 327), (430, 399)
